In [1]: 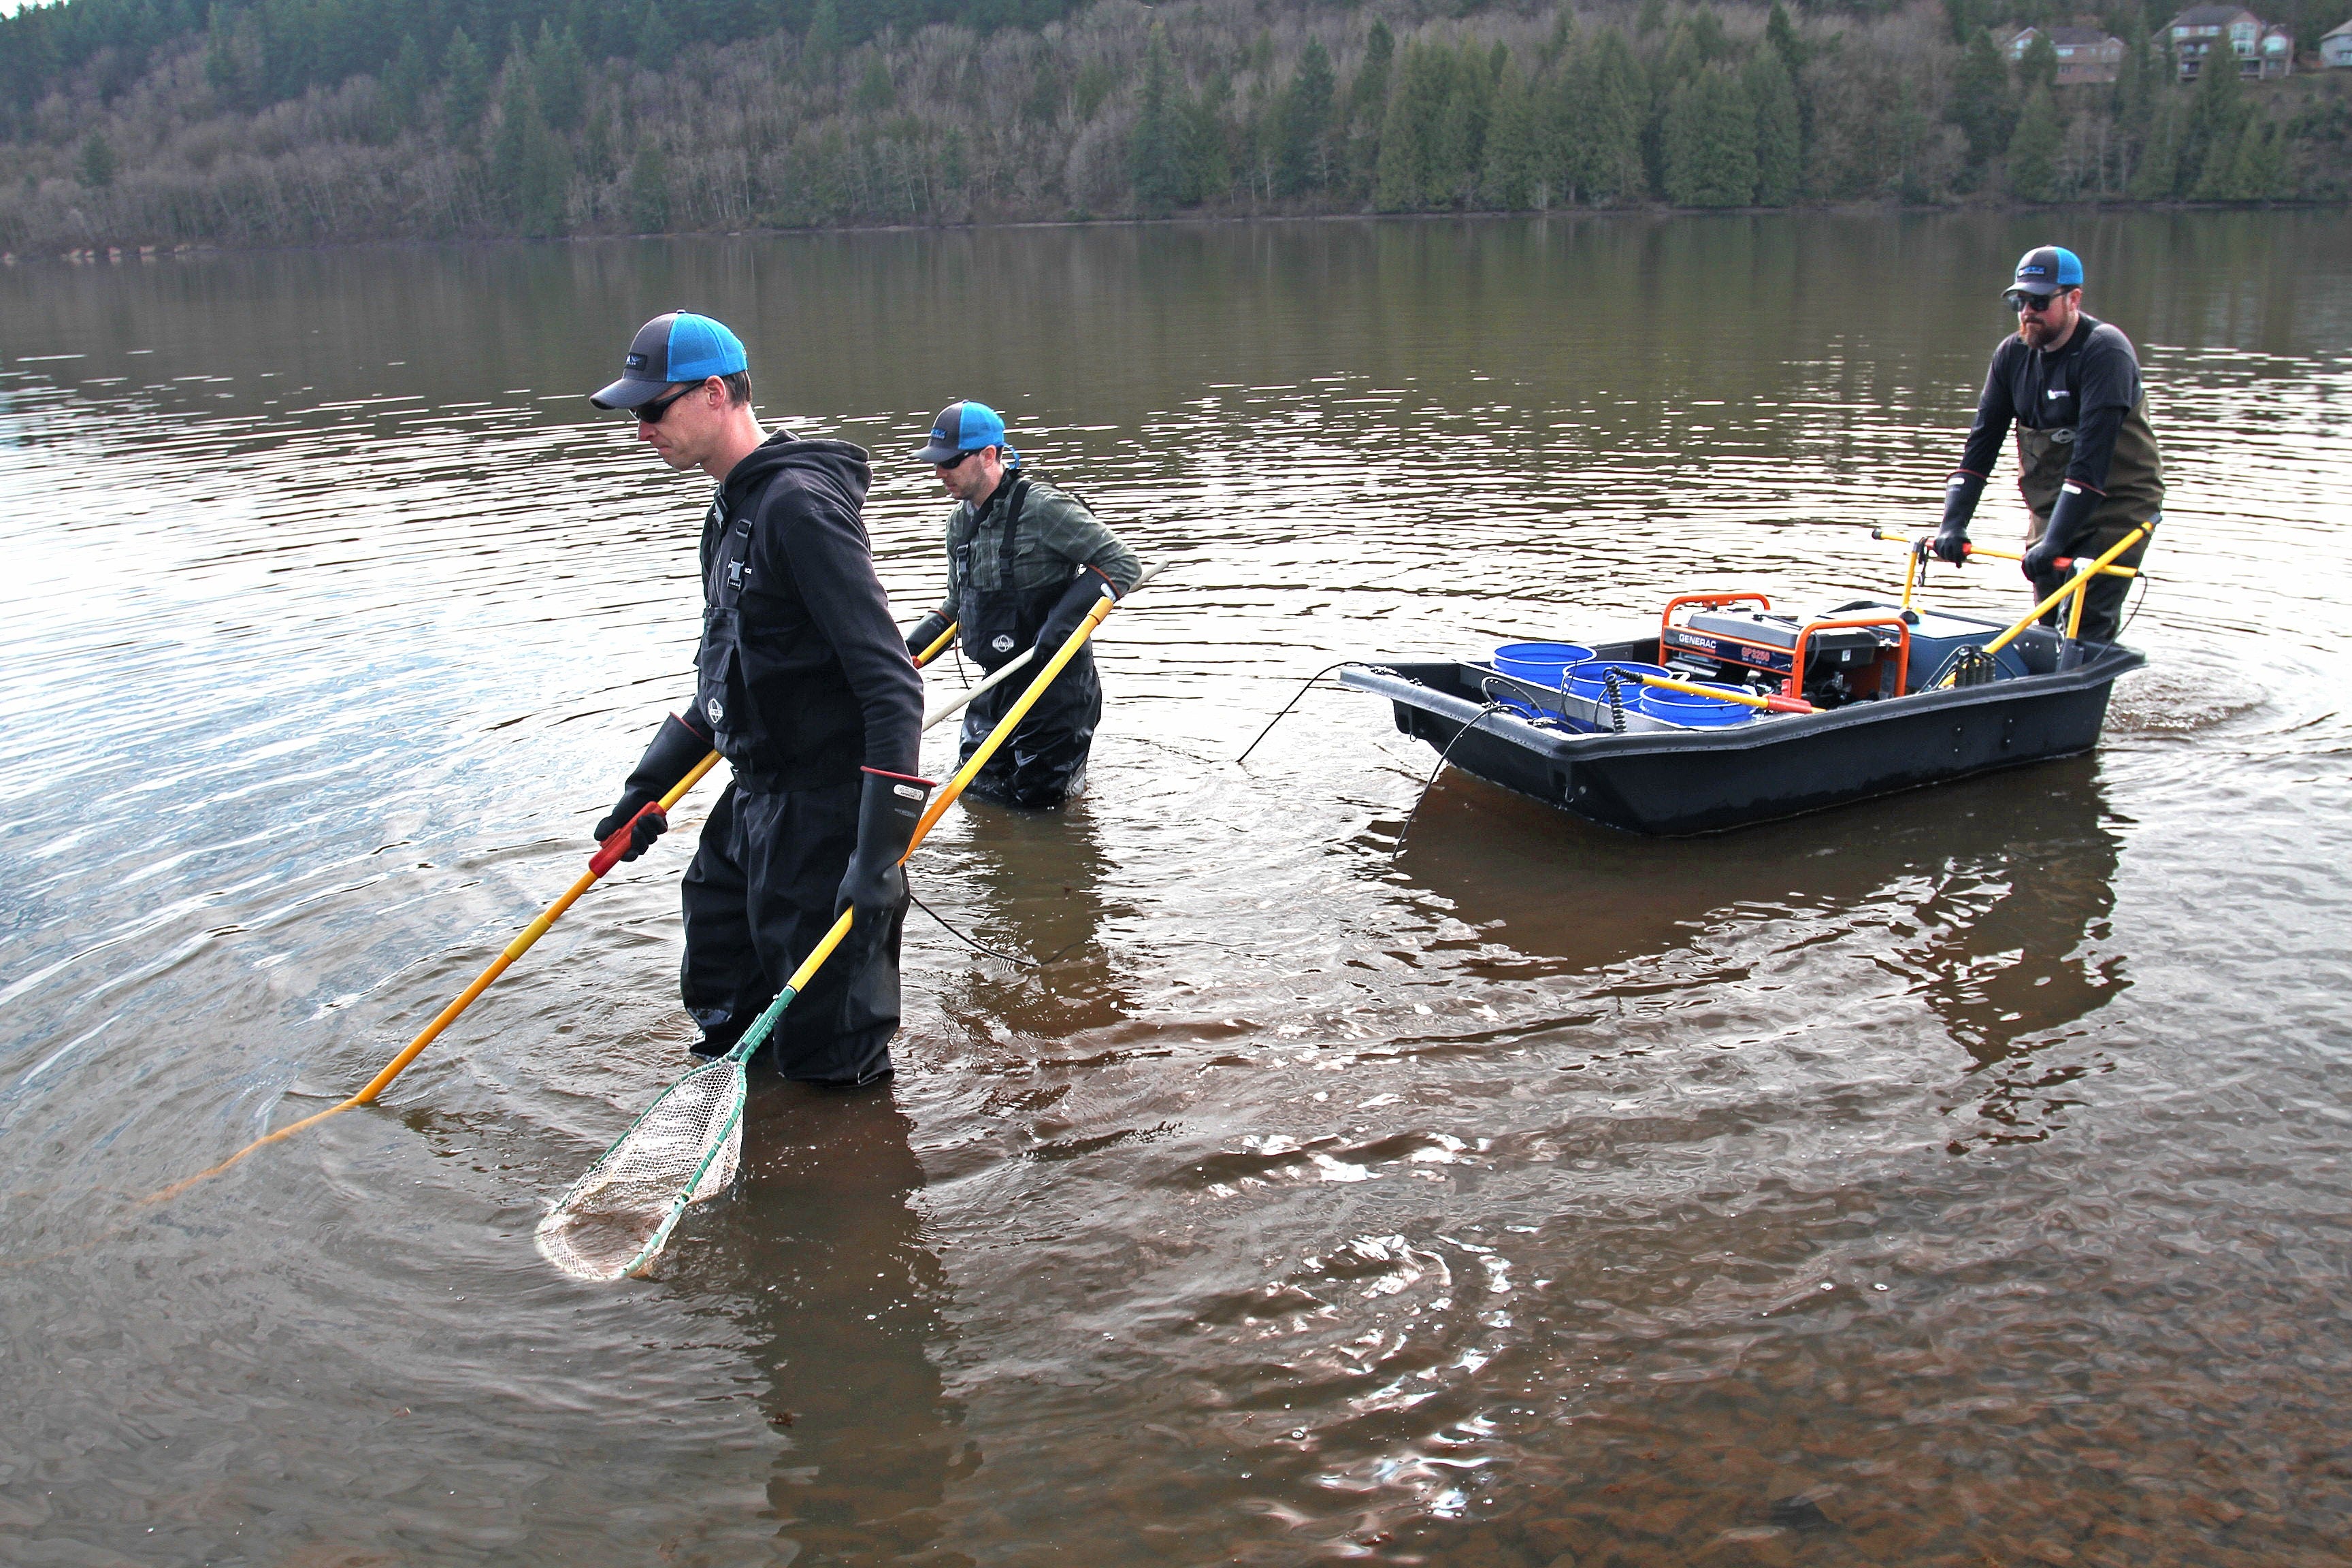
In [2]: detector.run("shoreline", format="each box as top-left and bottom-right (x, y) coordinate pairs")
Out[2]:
(5, 197), (2340, 269)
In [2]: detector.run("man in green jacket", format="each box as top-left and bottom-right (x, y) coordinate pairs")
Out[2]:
(902, 401), (1141, 808)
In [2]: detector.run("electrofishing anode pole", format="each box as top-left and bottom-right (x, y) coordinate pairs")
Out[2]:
(145, 748), (726, 1200)
(719, 566), (1160, 1054)
(1944, 523), (2154, 676)
(914, 621), (958, 667)
(538, 568), (1160, 1280)
(1869, 525), (2138, 612)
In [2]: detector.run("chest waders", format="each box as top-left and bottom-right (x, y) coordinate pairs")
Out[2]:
(2014, 395), (2161, 644)
(953, 478), (1104, 807)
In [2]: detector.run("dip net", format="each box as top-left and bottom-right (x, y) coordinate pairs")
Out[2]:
(535, 1057), (746, 1282)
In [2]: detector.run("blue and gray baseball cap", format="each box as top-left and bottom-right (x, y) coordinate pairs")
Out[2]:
(2007, 246), (2085, 300)
(913, 400), (1007, 463)
(589, 311), (749, 409)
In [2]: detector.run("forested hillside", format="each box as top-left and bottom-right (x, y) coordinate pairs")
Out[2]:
(2, 0), (2347, 252)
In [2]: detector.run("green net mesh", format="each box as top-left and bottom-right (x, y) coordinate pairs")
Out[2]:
(535, 1057), (746, 1282)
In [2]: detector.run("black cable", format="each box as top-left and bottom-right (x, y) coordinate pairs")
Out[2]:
(2115, 561), (2152, 638)
(907, 888), (1038, 968)
(1390, 701), (1506, 862)
(1237, 661), (1356, 764)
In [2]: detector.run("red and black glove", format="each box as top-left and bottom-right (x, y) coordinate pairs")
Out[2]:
(593, 712), (713, 864)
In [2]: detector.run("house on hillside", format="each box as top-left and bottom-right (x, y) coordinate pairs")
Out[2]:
(2322, 18), (2352, 67)
(2167, 5), (2294, 79)
(2008, 26), (2128, 82)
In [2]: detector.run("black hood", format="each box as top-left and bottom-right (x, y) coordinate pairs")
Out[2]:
(721, 431), (872, 512)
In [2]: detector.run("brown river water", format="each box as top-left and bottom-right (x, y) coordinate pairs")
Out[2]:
(3, 211), (2350, 1567)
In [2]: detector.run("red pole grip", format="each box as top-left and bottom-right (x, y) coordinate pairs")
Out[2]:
(589, 802), (666, 876)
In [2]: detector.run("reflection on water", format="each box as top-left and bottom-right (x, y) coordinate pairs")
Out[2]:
(934, 798), (1134, 1046)
(1403, 755), (2129, 1147)
(681, 1088), (964, 1565)
(2, 210), (2350, 1566)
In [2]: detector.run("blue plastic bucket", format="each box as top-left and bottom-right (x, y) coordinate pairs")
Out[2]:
(1635, 681), (1754, 728)
(1486, 644), (1599, 686)
(1492, 642), (1595, 687)
(1564, 660), (1672, 702)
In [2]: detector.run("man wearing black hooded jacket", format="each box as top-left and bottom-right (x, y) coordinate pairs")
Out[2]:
(587, 312), (928, 1086)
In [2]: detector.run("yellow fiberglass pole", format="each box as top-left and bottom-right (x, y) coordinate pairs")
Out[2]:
(1949, 523), (2153, 677)
(915, 621), (958, 667)
(721, 570), (1152, 1041)
(146, 749), (723, 1201)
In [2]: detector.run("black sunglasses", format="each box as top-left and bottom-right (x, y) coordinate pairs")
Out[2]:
(630, 382), (700, 425)
(934, 446), (984, 469)
(2006, 289), (2065, 312)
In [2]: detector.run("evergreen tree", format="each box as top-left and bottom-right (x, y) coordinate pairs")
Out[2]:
(1481, 56), (1537, 208)
(2112, 27), (2149, 137)
(1951, 30), (2015, 169)
(1565, 27), (1648, 204)
(1275, 36), (1335, 195)
(1021, 53), (1066, 127)
(1348, 17), (1396, 195)
(1944, 0), (1975, 46)
(2129, 94), (2181, 197)
(1073, 56), (1113, 120)
(855, 51), (894, 111)
(2193, 107), (2281, 199)
(804, 0), (842, 71)
(1895, 77), (1934, 201)
(581, 103), (617, 182)
(78, 129), (116, 188)
(1767, 1), (1806, 74)
(1428, 44), (1491, 206)
(1663, 67), (1754, 206)
(1541, 8), (1575, 71)
(1373, 46), (1424, 211)
(1352, 18), (1394, 123)
(2179, 42), (2247, 192)
(635, 4), (676, 73)
(205, 3), (265, 108)
(442, 27), (488, 144)
(491, 71), (569, 234)
(2017, 31), (2060, 94)
(627, 144), (671, 231)
(1188, 69), (1233, 201)
(2008, 84), (2062, 199)
(2231, 116), (2287, 200)
(385, 33), (428, 129)
(1130, 22), (1189, 212)
(531, 22), (586, 132)
(1742, 48), (1800, 205)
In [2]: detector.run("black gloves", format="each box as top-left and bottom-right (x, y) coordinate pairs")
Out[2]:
(835, 769), (935, 941)
(1933, 472), (1984, 564)
(593, 712), (713, 864)
(2021, 483), (2098, 583)
(904, 610), (953, 663)
(1035, 570), (1115, 656)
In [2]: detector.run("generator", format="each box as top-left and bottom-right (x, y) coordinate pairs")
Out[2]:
(1658, 593), (1913, 708)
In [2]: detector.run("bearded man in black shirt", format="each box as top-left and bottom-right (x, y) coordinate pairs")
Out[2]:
(1933, 246), (2163, 644)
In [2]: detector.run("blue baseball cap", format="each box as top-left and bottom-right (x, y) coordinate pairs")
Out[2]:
(913, 399), (1008, 463)
(589, 311), (749, 409)
(2007, 246), (2085, 299)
